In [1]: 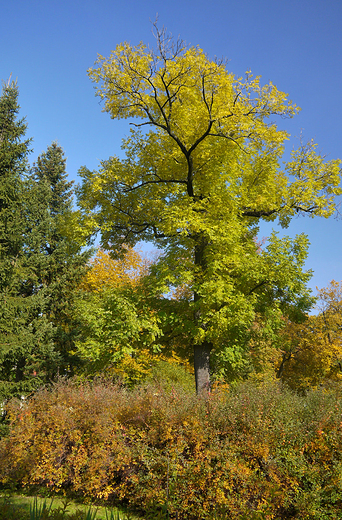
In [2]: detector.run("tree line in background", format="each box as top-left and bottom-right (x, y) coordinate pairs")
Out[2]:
(0, 28), (341, 402)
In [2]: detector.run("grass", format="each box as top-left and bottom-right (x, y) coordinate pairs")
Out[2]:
(0, 494), (145, 520)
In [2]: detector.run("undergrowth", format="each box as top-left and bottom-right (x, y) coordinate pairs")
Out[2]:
(1, 378), (342, 519)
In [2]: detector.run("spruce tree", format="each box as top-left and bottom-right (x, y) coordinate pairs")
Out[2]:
(0, 81), (56, 401)
(29, 143), (91, 374)
(0, 84), (91, 403)
(0, 79), (28, 288)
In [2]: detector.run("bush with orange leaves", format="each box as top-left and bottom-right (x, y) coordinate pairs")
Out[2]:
(2, 378), (342, 519)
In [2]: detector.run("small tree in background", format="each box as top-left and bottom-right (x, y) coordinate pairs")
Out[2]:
(75, 248), (163, 383)
(279, 280), (342, 391)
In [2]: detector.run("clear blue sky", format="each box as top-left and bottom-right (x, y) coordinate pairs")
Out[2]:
(1, 0), (341, 297)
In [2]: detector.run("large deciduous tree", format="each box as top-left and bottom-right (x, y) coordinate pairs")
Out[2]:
(77, 28), (341, 393)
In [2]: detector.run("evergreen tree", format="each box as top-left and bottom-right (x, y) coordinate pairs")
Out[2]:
(0, 84), (90, 402)
(29, 143), (92, 374)
(0, 79), (29, 288)
(0, 81), (55, 400)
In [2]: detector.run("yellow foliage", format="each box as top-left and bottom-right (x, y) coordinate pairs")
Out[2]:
(278, 281), (342, 390)
(80, 247), (147, 292)
(93, 349), (155, 385)
(77, 27), (341, 391)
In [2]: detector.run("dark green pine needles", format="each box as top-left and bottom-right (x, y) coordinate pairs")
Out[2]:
(0, 81), (90, 401)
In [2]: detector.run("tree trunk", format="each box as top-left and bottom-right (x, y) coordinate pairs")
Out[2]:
(193, 234), (212, 394)
(15, 356), (25, 382)
(276, 352), (292, 379)
(194, 342), (211, 394)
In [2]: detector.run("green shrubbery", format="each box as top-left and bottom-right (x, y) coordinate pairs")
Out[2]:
(1, 379), (342, 519)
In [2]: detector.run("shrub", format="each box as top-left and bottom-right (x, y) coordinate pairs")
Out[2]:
(1, 379), (342, 518)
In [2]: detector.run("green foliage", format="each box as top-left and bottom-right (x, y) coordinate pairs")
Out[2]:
(28, 142), (92, 375)
(0, 80), (30, 267)
(0, 81), (91, 401)
(2, 379), (342, 518)
(74, 248), (193, 385)
(0, 495), (28, 520)
(74, 285), (161, 376)
(0, 81), (57, 401)
(74, 247), (165, 383)
(147, 361), (195, 394)
(29, 496), (54, 519)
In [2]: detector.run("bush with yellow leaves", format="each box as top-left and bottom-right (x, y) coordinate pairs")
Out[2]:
(2, 378), (342, 519)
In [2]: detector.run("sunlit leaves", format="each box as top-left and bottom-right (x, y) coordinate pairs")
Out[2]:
(80, 248), (146, 292)
(77, 28), (341, 386)
(279, 281), (342, 390)
(80, 32), (341, 254)
(75, 248), (162, 380)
